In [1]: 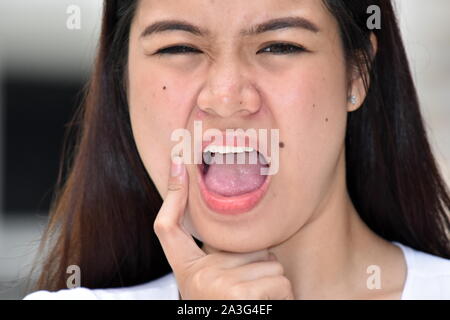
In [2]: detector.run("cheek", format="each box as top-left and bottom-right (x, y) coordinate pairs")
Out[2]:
(283, 63), (348, 147)
(264, 54), (348, 211)
(127, 56), (191, 195)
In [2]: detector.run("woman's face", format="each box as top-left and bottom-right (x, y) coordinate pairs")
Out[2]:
(128, 0), (357, 252)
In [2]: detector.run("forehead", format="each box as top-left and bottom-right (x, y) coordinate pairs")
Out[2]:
(133, 0), (337, 38)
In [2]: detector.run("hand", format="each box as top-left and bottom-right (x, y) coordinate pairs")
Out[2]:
(153, 156), (294, 300)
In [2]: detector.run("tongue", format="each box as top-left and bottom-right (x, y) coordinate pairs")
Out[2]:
(203, 153), (267, 197)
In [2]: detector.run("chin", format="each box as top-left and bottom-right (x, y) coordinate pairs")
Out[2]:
(197, 228), (277, 254)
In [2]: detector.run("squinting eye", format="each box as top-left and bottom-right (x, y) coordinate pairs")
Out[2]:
(153, 43), (307, 56)
(257, 43), (306, 55)
(154, 45), (201, 55)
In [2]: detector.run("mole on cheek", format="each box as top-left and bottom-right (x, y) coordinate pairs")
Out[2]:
(325, 118), (329, 122)
(163, 86), (167, 90)
(279, 142), (285, 148)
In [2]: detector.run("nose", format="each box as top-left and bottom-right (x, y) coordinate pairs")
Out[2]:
(196, 57), (261, 119)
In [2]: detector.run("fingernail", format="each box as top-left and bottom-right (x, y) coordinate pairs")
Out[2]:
(171, 156), (184, 177)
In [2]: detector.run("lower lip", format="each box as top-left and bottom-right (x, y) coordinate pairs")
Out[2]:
(197, 165), (271, 215)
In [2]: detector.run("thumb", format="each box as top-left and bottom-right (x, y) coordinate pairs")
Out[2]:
(167, 155), (188, 199)
(154, 155), (205, 271)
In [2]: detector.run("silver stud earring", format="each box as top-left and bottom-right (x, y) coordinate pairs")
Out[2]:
(350, 95), (357, 105)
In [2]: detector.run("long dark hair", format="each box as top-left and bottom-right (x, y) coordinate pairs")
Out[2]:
(30, 0), (450, 292)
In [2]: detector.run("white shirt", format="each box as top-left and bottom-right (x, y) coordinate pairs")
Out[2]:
(24, 241), (450, 300)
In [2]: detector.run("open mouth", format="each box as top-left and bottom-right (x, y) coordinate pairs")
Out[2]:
(196, 144), (272, 215)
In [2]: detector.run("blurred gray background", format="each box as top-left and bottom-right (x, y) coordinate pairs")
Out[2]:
(0, 0), (449, 299)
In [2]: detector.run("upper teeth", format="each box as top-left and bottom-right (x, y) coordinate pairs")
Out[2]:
(203, 145), (255, 154)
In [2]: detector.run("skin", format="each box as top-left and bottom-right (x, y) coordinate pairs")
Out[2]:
(128, 0), (407, 299)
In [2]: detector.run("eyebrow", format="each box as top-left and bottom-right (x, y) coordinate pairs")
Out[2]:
(242, 16), (320, 36)
(140, 16), (320, 39)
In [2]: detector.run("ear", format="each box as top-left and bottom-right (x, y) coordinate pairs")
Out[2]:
(347, 33), (378, 112)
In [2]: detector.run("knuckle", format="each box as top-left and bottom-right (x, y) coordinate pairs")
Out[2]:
(280, 276), (293, 291)
(167, 182), (184, 192)
(270, 261), (284, 275)
(212, 270), (237, 291)
(212, 274), (227, 289)
(190, 266), (214, 289)
(228, 283), (249, 299)
(229, 283), (267, 300)
(153, 217), (175, 236)
(189, 271), (203, 290)
(253, 287), (270, 300)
